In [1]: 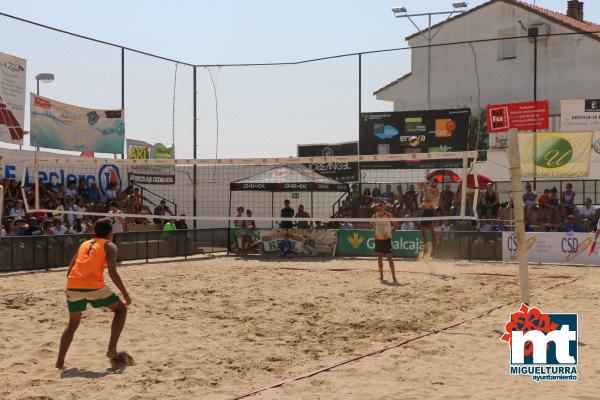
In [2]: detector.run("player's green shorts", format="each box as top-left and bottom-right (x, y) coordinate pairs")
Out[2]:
(66, 287), (120, 313)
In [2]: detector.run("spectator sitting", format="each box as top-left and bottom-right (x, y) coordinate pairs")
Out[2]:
(560, 183), (576, 216)
(105, 182), (118, 201)
(154, 200), (173, 217)
(69, 219), (88, 234)
(562, 215), (582, 233)
(404, 184), (418, 212)
(13, 219), (27, 236)
(3, 219), (15, 236)
(361, 188), (372, 207)
(395, 185), (404, 207)
(523, 183), (537, 218)
(108, 201), (125, 234)
(295, 204), (311, 229)
(280, 200), (294, 229)
(88, 182), (103, 204)
(435, 220), (453, 232)
(478, 183), (500, 219)
(175, 215), (188, 230)
(51, 217), (68, 235)
(77, 180), (90, 201)
(65, 181), (77, 198)
(163, 220), (177, 232)
(279, 233), (293, 258)
(42, 220), (54, 235)
(0, 220), (9, 237)
(371, 188), (381, 203)
(63, 196), (76, 227)
(9, 199), (26, 219)
(381, 184), (395, 202)
(400, 220), (417, 231)
(339, 221), (353, 230)
(241, 210), (256, 255)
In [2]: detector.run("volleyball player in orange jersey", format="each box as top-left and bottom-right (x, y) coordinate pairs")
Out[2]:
(55, 218), (132, 369)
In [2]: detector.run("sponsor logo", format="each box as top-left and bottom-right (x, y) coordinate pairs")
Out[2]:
(584, 99), (600, 112)
(347, 232), (365, 249)
(34, 96), (52, 109)
(129, 145), (151, 160)
(593, 137), (600, 155)
(242, 183), (266, 190)
(530, 135), (573, 169)
(373, 124), (399, 140)
(435, 118), (456, 137)
(489, 106), (510, 131)
(501, 304), (578, 381)
(1, 60), (25, 73)
(560, 233), (594, 261)
(321, 146), (334, 157)
(506, 232), (537, 260)
(98, 164), (122, 194)
(405, 117), (426, 134)
(86, 111), (100, 126)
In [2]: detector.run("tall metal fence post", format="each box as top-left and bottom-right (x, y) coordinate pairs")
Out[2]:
(357, 53), (362, 185)
(193, 66), (198, 230)
(121, 47), (126, 159)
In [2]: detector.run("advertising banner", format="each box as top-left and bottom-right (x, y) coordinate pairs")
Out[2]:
(518, 131), (591, 178)
(297, 141), (358, 182)
(230, 228), (338, 257)
(486, 100), (549, 133)
(502, 231), (599, 266)
(30, 94), (124, 154)
(561, 99), (600, 132)
(127, 139), (174, 160)
(337, 230), (422, 258)
(359, 109), (470, 169)
(1, 149), (124, 195)
(0, 51), (26, 144)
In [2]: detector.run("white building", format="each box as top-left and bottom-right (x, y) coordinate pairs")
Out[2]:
(374, 0), (600, 181)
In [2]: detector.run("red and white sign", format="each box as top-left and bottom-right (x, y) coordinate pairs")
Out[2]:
(486, 100), (549, 133)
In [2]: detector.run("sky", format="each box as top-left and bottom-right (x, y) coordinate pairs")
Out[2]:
(1, 0), (599, 159)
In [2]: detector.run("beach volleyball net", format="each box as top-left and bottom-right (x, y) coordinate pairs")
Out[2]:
(25, 151), (480, 228)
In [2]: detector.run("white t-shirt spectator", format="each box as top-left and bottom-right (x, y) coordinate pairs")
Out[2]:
(105, 188), (117, 200)
(52, 225), (68, 235)
(0, 229), (6, 238)
(578, 205), (596, 218)
(9, 207), (26, 218)
(74, 204), (86, 220)
(435, 224), (452, 232)
(400, 221), (417, 230)
(109, 209), (125, 233)
(63, 205), (75, 226)
(65, 188), (77, 198)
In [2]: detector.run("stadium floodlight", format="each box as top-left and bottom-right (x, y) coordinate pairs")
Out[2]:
(35, 73), (55, 95)
(392, 6), (407, 14)
(452, 2), (468, 8)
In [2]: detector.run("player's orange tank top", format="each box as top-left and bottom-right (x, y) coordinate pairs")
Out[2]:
(67, 238), (108, 289)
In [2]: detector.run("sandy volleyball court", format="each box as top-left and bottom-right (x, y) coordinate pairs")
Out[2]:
(1, 255), (599, 399)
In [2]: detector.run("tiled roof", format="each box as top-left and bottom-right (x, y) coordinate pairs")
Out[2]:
(405, 0), (600, 41)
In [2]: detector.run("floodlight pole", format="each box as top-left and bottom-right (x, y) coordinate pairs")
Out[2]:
(394, 9), (465, 110)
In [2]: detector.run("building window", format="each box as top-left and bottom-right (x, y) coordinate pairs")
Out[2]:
(497, 28), (517, 60)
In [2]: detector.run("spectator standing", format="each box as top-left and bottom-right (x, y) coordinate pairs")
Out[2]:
(241, 210), (256, 255)
(395, 185), (404, 207)
(105, 182), (118, 201)
(349, 184), (361, 217)
(560, 183), (576, 216)
(404, 184), (418, 212)
(77, 180), (90, 201)
(280, 200), (294, 230)
(361, 188), (372, 208)
(234, 206), (244, 227)
(295, 205), (311, 230)
(439, 184), (454, 215)
(63, 197), (76, 227)
(108, 201), (125, 234)
(65, 182), (77, 198)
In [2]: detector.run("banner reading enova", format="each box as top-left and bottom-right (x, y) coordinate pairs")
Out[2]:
(519, 131), (592, 178)
(502, 231), (599, 266)
(30, 94), (124, 154)
(0, 51), (26, 144)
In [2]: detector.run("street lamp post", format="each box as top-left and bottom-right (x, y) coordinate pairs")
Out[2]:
(393, 3), (468, 110)
(35, 73), (54, 95)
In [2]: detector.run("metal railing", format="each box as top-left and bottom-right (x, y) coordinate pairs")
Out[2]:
(0, 228), (227, 272)
(129, 182), (178, 216)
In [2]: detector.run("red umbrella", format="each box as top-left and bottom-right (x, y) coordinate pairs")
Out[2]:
(426, 169), (461, 183)
(467, 174), (494, 189)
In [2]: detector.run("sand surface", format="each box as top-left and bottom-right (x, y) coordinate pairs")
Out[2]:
(1, 255), (598, 399)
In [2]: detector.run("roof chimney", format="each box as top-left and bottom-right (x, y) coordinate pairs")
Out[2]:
(567, 1), (584, 21)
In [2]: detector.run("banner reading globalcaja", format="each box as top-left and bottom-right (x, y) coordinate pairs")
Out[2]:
(30, 94), (124, 154)
(0, 51), (26, 144)
(561, 99), (600, 132)
(519, 131), (592, 178)
(337, 230), (423, 257)
(502, 231), (599, 266)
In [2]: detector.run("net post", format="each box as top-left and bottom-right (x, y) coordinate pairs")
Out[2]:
(507, 128), (530, 305)
(34, 155), (40, 211)
(0, 185), (4, 222)
(460, 157), (468, 218)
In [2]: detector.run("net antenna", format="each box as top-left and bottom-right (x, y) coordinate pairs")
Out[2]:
(507, 128), (530, 305)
